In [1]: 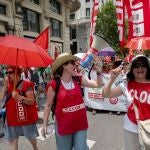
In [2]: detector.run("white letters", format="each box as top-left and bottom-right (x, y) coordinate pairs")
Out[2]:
(129, 89), (150, 103)
(17, 102), (26, 121)
(62, 103), (85, 113)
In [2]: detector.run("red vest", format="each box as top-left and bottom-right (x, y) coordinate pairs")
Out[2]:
(127, 81), (150, 124)
(49, 79), (88, 135)
(6, 81), (38, 126)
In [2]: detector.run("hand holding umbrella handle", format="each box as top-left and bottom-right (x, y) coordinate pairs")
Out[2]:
(12, 91), (22, 102)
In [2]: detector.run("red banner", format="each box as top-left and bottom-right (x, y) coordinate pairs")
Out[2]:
(125, 0), (150, 40)
(90, 0), (99, 47)
(115, 0), (125, 48)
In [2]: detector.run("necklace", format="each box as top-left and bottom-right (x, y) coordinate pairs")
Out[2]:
(61, 79), (75, 89)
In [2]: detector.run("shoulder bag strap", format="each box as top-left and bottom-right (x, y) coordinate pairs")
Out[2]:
(51, 78), (60, 119)
(133, 102), (140, 121)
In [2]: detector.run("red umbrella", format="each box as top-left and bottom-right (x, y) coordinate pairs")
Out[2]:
(125, 37), (150, 51)
(0, 35), (53, 67)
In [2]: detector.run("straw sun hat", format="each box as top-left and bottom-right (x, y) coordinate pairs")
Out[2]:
(51, 53), (79, 74)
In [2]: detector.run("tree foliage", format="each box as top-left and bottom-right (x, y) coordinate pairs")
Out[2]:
(96, 0), (121, 54)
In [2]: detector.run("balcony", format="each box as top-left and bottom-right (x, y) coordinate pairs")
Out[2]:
(71, 16), (90, 25)
(66, 0), (81, 12)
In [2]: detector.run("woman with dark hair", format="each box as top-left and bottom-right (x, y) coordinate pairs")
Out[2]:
(0, 66), (39, 150)
(42, 53), (103, 150)
(102, 55), (150, 150)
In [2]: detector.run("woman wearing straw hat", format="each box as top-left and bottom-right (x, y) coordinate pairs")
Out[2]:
(42, 53), (103, 150)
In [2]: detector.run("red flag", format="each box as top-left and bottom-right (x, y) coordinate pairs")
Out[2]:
(34, 26), (49, 50)
(115, 0), (125, 48)
(132, 0), (142, 5)
(89, 0), (99, 46)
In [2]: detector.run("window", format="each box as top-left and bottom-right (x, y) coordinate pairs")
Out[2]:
(0, 33), (5, 36)
(70, 14), (75, 20)
(50, 18), (61, 37)
(22, 8), (40, 32)
(30, 0), (39, 4)
(0, 5), (6, 15)
(86, 8), (90, 16)
(49, 0), (61, 14)
(86, 0), (90, 2)
(71, 27), (76, 39)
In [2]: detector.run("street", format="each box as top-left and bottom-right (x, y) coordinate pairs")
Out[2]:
(0, 97), (125, 150)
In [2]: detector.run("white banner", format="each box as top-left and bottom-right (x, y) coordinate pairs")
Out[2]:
(84, 72), (127, 112)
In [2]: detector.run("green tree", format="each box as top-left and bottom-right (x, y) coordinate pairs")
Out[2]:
(96, 0), (121, 55)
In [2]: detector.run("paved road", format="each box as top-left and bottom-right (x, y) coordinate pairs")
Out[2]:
(0, 96), (125, 150)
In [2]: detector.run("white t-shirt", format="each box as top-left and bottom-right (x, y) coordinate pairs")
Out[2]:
(119, 82), (138, 133)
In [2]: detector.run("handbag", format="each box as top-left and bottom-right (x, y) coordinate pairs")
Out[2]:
(133, 103), (150, 149)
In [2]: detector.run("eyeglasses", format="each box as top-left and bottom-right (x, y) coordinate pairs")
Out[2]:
(133, 63), (147, 69)
(6, 71), (14, 75)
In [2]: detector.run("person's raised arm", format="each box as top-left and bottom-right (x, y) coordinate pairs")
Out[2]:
(81, 63), (103, 88)
(102, 67), (123, 98)
(82, 72), (103, 88)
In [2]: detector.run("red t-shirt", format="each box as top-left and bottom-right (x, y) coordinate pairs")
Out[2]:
(6, 80), (38, 126)
(127, 81), (150, 124)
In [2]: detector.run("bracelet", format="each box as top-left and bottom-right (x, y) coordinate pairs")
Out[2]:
(96, 71), (102, 75)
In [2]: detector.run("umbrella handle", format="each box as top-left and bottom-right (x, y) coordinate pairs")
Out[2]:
(13, 49), (19, 90)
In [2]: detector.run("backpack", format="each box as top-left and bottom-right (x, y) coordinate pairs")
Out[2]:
(51, 76), (81, 119)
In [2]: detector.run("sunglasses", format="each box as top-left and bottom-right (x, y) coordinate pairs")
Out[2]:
(6, 71), (14, 75)
(133, 63), (147, 69)
(65, 61), (76, 65)
(122, 63), (128, 66)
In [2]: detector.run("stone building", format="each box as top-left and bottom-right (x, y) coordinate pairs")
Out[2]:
(0, 0), (80, 58)
(70, 0), (106, 54)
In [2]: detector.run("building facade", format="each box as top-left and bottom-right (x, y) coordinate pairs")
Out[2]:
(70, 0), (108, 54)
(0, 0), (80, 58)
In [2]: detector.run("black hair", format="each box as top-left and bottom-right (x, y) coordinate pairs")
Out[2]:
(127, 56), (150, 81)
(54, 61), (72, 78)
(7, 65), (22, 76)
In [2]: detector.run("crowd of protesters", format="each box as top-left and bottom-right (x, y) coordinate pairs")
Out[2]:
(0, 50), (149, 150)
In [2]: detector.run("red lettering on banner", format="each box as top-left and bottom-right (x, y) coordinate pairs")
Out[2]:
(88, 92), (104, 100)
(109, 97), (118, 104)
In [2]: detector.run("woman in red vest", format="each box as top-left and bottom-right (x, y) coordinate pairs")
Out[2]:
(1, 66), (38, 150)
(102, 55), (150, 150)
(42, 53), (103, 150)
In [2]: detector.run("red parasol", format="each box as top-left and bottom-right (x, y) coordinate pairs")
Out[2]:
(125, 37), (150, 52)
(0, 35), (53, 89)
(0, 35), (53, 67)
